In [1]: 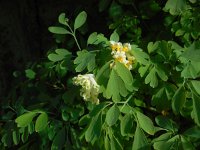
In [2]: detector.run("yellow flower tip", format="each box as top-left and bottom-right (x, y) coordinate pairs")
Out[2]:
(116, 56), (124, 62)
(161, 110), (169, 116)
(111, 45), (116, 51)
(122, 47), (129, 52)
(110, 62), (115, 69)
(123, 43), (131, 51)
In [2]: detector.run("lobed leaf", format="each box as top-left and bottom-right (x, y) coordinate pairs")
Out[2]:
(145, 67), (158, 88)
(164, 0), (187, 15)
(106, 69), (127, 101)
(74, 50), (96, 72)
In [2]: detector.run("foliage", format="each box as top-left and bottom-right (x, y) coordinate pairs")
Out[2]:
(1, 0), (200, 150)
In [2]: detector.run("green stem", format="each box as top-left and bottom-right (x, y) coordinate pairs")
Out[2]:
(66, 24), (81, 50)
(120, 94), (134, 111)
(72, 33), (81, 51)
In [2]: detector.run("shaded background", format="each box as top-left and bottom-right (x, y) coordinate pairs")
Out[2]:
(0, 0), (110, 97)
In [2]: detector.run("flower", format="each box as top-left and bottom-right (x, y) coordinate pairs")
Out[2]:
(110, 41), (135, 70)
(72, 74), (100, 104)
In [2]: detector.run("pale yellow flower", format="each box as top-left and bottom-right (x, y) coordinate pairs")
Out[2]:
(73, 74), (100, 104)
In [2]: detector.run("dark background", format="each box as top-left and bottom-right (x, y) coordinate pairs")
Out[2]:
(0, 0), (109, 97)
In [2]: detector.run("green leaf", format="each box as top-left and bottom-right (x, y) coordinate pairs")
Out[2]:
(48, 54), (64, 62)
(136, 111), (155, 135)
(21, 127), (29, 143)
(110, 31), (119, 42)
(96, 61), (111, 83)
(48, 26), (71, 34)
(55, 49), (71, 56)
(106, 104), (120, 126)
(152, 84), (175, 111)
(15, 112), (37, 127)
(74, 11), (87, 30)
(35, 112), (48, 132)
(181, 61), (200, 79)
(25, 69), (36, 79)
(89, 102), (107, 117)
(147, 41), (159, 54)
(115, 61), (133, 90)
(130, 45), (149, 65)
(132, 126), (150, 150)
(155, 65), (168, 81)
(119, 105), (133, 114)
(145, 67), (158, 88)
(192, 93), (200, 126)
(190, 80), (200, 95)
(104, 135), (110, 150)
(183, 126), (200, 138)
(62, 111), (69, 122)
(158, 135), (179, 150)
(96, 33), (108, 44)
(79, 115), (89, 126)
(175, 29), (185, 36)
(74, 50), (96, 72)
(85, 113), (102, 142)
(182, 42), (200, 62)
(51, 127), (65, 150)
(106, 69), (127, 101)
(87, 32), (98, 45)
(172, 86), (186, 114)
(138, 65), (150, 77)
(110, 135), (123, 150)
(1, 132), (12, 147)
(48, 49), (71, 62)
(12, 130), (20, 145)
(155, 115), (178, 132)
(28, 122), (34, 134)
(180, 135), (195, 150)
(120, 113), (134, 136)
(58, 13), (68, 25)
(164, 0), (187, 15)
(153, 133), (172, 150)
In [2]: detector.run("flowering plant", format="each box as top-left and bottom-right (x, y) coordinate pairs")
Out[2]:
(1, 1), (200, 150)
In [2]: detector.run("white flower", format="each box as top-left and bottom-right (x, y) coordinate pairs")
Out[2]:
(72, 74), (100, 104)
(110, 41), (135, 70)
(123, 43), (131, 52)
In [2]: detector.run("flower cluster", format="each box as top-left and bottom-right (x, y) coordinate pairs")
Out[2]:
(72, 74), (100, 104)
(110, 41), (135, 70)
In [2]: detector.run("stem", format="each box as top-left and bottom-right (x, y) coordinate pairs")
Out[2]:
(66, 24), (81, 50)
(120, 93), (134, 111)
(72, 34), (81, 51)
